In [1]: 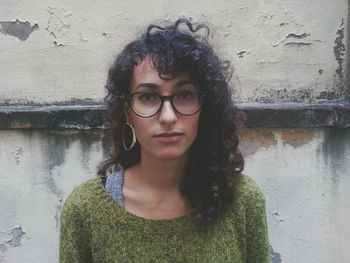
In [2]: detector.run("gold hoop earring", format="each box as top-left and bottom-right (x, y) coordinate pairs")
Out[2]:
(122, 122), (136, 151)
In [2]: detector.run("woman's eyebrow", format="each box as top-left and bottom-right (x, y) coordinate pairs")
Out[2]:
(135, 83), (159, 90)
(135, 80), (196, 91)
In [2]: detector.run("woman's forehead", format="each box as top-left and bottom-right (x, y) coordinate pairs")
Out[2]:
(130, 58), (192, 91)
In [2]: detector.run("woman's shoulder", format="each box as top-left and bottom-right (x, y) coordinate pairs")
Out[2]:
(233, 173), (266, 206)
(62, 177), (103, 214)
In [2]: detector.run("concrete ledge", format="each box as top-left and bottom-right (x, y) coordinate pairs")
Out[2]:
(0, 105), (105, 129)
(239, 102), (350, 128)
(0, 102), (349, 129)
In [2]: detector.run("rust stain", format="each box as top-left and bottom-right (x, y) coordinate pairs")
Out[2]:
(10, 122), (38, 129)
(239, 128), (277, 156)
(281, 129), (314, 148)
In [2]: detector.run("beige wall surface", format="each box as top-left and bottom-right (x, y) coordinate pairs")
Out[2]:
(0, 1), (349, 263)
(0, 0), (347, 104)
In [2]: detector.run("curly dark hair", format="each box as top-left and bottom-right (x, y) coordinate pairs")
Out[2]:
(98, 18), (244, 222)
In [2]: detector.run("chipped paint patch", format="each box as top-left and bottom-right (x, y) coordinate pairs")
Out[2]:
(0, 20), (38, 41)
(0, 227), (26, 253)
(270, 245), (282, 263)
(281, 130), (314, 148)
(239, 129), (277, 156)
(286, 33), (310, 39)
(7, 227), (25, 247)
(236, 50), (249, 58)
(12, 146), (23, 165)
(273, 32), (321, 48)
(45, 5), (72, 46)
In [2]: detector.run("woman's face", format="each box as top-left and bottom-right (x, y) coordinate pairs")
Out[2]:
(125, 58), (200, 162)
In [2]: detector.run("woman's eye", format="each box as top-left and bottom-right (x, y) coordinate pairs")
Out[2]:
(138, 93), (158, 102)
(177, 90), (196, 100)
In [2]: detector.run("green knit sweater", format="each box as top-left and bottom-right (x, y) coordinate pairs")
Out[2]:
(59, 174), (270, 263)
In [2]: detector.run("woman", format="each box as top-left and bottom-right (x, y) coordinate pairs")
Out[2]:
(59, 18), (270, 262)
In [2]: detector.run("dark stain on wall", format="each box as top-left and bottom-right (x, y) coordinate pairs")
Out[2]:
(253, 87), (344, 103)
(333, 19), (345, 80)
(254, 88), (314, 103)
(39, 130), (108, 172)
(78, 130), (111, 170)
(36, 130), (109, 227)
(0, 20), (38, 41)
(20, 129), (110, 218)
(321, 128), (350, 191)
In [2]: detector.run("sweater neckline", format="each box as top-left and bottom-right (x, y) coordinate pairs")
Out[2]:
(92, 177), (199, 227)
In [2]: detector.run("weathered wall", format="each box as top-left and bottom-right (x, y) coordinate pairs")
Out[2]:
(0, 0), (347, 104)
(0, 130), (107, 263)
(0, 129), (349, 263)
(240, 128), (350, 263)
(1, 1), (349, 263)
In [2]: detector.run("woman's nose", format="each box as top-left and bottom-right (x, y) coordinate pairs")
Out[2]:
(158, 100), (178, 124)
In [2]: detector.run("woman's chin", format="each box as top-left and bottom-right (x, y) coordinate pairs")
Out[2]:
(144, 149), (189, 162)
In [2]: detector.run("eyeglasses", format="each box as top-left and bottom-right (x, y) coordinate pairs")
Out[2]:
(125, 90), (205, 118)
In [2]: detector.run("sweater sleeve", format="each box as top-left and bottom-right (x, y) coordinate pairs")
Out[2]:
(243, 177), (270, 263)
(59, 190), (92, 263)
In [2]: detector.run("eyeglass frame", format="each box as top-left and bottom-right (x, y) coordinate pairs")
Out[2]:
(123, 91), (206, 118)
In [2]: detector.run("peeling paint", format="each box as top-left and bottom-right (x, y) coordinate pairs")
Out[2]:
(286, 32), (310, 39)
(53, 40), (65, 47)
(0, 244), (6, 253)
(45, 5), (72, 47)
(0, 227), (26, 251)
(270, 245), (282, 263)
(7, 227), (25, 247)
(333, 19), (345, 80)
(273, 32), (321, 48)
(283, 42), (313, 48)
(271, 211), (286, 223)
(11, 146), (23, 165)
(281, 130), (314, 148)
(0, 20), (38, 41)
(236, 50), (249, 58)
(102, 32), (112, 38)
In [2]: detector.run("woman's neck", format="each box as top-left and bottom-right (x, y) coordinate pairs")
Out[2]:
(126, 153), (187, 193)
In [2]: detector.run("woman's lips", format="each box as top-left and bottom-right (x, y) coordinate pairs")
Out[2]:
(154, 132), (184, 143)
